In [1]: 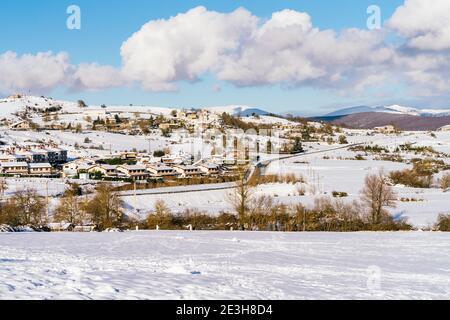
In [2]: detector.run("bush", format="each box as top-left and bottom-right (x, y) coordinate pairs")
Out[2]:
(249, 173), (304, 185)
(332, 191), (348, 198)
(338, 135), (348, 144)
(153, 150), (166, 157)
(390, 168), (433, 188)
(435, 214), (450, 231)
(146, 200), (174, 230)
(440, 173), (450, 190)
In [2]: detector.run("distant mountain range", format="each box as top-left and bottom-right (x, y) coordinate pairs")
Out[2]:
(325, 105), (450, 117)
(307, 104), (450, 131)
(328, 112), (450, 131)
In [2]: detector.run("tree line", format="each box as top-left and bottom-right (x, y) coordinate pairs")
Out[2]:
(0, 171), (448, 232)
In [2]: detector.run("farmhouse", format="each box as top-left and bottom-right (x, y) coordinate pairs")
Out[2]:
(28, 163), (53, 176)
(146, 163), (179, 180)
(0, 162), (29, 175)
(198, 163), (220, 175)
(0, 154), (27, 163)
(120, 152), (138, 161)
(88, 164), (117, 177)
(62, 159), (95, 177)
(172, 165), (203, 178)
(116, 164), (148, 180)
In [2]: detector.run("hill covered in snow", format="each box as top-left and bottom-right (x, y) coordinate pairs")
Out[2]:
(326, 105), (450, 117)
(0, 95), (271, 119)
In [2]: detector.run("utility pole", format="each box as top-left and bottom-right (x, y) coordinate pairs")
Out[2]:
(148, 138), (151, 155)
(45, 181), (49, 222)
(133, 180), (137, 212)
(303, 210), (306, 232)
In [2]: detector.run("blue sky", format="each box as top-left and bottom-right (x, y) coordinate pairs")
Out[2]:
(1, 0), (444, 115)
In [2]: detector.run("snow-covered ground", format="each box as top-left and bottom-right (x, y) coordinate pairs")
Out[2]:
(0, 231), (448, 300)
(121, 138), (449, 228)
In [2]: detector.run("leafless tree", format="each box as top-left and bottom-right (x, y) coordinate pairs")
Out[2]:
(361, 171), (397, 225)
(146, 199), (173, 229)
(85, 183), (124, 230)
(54, 184), (84, 225)
(2, 188), (46, 226)
(227, 173), (254, 228)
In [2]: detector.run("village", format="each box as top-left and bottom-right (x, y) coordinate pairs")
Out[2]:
(2, 0), (450, 302)
(0, 95), (304, 184)
(0, 95), (448, 236)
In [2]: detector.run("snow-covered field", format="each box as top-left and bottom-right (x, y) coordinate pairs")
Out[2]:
(0, 231), (449, 300)
(121, 137), (450, 228)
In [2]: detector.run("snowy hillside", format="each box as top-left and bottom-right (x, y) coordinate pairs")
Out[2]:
(326, 105), (450, 117)
(0, 96), (271, 119)
(0, 95), (81, 118)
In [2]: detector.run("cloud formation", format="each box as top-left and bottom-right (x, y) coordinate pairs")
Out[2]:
(118, 7), (395, 93)
(72, 63), (125, 91)
(1, 1), (450, 101)
(120, 6), (257, 91)
(0, 51), (71, 95)
(387, 0), (450, 51)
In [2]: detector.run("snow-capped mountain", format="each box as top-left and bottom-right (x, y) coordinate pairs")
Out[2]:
(326, 105), (450, 117)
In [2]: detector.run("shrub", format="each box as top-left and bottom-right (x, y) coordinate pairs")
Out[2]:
(435, 214), (450, 231)
(332, 191), (348, 198)
(146, 200), (174, 230)
(153, 150), (166, 157)
(338, 135), (348, 144)
(440, 173), (450, 190)
(390, 169), (432, 188)
(250, 173), (304, 185)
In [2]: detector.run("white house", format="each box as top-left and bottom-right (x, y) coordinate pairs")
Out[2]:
(172, 165), (203, 178)
(146, 163), (179, 180)
(116, 164), (148, 180)
(0, 162), (29, 175)
(198, 163), (220, 175)
(28, 163), (53, 176)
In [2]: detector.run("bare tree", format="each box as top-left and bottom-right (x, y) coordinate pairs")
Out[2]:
(2, 188), (46, 226)
(361, 171), (397, 225)
(85, 183), (124, 230)
(54, 184), (84, 225)
(227, 173), (254, 228)
(146, 199), (173, 229)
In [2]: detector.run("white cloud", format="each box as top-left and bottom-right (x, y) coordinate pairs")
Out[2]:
(0, 51), (71, 95)
(72, 63), (125, 90)
(387, 0), (450, 51)
(120, 6), (257, 91)
(1, 3), (450, 101)
(119, 6), (395, 93)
